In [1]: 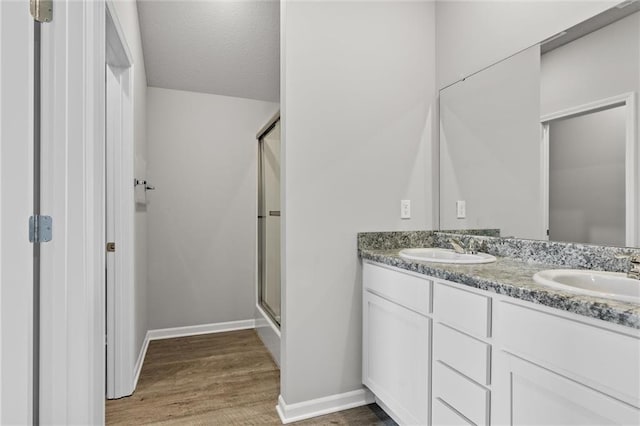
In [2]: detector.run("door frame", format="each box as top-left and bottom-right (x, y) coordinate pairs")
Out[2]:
(39, 0), (107, 423)
(105, 0), (136, 399)
(540, 92), (637, 246)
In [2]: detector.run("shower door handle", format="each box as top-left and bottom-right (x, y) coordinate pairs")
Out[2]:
(269, 211), (281, 217)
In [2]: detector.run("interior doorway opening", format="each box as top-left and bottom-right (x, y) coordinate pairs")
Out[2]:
(541, 93), (637, 246)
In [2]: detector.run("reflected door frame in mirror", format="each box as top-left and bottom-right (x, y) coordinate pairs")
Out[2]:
(540, 92), (637, 247)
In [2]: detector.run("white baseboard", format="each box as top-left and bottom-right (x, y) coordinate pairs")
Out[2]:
(147, 319), (257, 341)
(132, 333), (150, 390)
(276, 388), (375, 424)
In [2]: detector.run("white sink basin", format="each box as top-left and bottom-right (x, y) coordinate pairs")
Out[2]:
(399, 248), (496, 264)
(533, 269), (640, 303)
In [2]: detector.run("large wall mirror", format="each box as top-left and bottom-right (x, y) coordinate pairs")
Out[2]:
(439, 2), (640, 248)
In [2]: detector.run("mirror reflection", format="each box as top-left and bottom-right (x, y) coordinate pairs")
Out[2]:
(439, 3), (640, 247)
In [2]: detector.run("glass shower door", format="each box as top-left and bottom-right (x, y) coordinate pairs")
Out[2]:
(258, 119), (281, 326)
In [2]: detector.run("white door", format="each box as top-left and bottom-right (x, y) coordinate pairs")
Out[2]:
(498, 354), (640, 425)
(0, 2), (35, 424)
(363, 291), (430, 425)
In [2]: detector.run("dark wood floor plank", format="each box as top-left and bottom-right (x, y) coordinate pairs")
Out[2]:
(106, 330), (393, 425)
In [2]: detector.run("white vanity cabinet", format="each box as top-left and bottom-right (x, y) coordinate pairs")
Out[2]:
(362, 259), (640, 426)
(492, 301), (640, 425)
(362, 262), (432, 425)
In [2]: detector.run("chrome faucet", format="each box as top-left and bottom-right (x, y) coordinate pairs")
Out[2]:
(629, 255), (640, 280)
(449, 238), (465, 254)
(449, 238), (477, 255)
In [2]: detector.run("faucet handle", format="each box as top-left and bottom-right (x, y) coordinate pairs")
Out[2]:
(467, 239), (478, 254)
(627, 255), (640, 280)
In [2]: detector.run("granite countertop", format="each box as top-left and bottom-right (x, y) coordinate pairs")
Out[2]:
(360, 247), (640, 330)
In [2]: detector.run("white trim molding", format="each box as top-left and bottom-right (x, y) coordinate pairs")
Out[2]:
(105, 3), (136, 400)
(276, 388), (375, 424)
(147, 319), (257, 341)
(39, 0), (106, 423)
(132, 333), (150, 391)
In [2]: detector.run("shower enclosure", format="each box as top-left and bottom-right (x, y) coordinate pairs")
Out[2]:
(257, 116), (281, 326)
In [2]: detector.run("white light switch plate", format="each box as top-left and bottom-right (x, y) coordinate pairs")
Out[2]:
(401, 200), (411, 219)
(456, 200), (466, 219)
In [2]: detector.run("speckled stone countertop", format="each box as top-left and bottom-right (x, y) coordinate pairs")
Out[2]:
(358, 231), (640, 330)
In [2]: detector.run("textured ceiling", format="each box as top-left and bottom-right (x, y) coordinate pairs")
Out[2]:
(137, 0), (280, 102)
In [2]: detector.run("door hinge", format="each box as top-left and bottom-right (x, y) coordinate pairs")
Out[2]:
(30, 0), (53, 23)
(106, 242), (116, 252)
(29, 215), (52, 243)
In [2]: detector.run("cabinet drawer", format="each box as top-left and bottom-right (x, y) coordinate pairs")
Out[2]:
(433, 282), (491, 337)
(434, 322), (491, 385)
(363, 262), (431, 315)
(432, 398), (474, 426)
(433, 361), (489, 426)
(499, 301), (640, 406)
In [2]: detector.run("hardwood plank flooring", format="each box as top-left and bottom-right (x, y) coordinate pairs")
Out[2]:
(106, 330), (395, 425)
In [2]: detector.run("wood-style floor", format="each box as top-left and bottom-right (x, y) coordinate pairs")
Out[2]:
(106, 330), (395, 425)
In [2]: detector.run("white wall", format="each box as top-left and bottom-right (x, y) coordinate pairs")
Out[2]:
(110, 0), (149, 371)
(436, 0), (618, 88)
(541, 12), (640, 115)
(280, 0), (436, 407)
(146, 87), (278, 330)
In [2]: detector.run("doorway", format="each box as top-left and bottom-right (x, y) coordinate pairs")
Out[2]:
(541, 93), (637, 246)
(105, 3), (135, 400)
(258, 116), (281, 327)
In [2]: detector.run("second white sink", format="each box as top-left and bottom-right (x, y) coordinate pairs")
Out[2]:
(399, 248), (496, 264)
(533, 269), (640, 303)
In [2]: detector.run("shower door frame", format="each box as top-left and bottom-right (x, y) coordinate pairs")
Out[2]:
(257, 113), (281, 327)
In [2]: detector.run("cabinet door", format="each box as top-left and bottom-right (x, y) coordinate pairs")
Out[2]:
(363, 291), (430, 425)
(495, 353), (640, 425)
